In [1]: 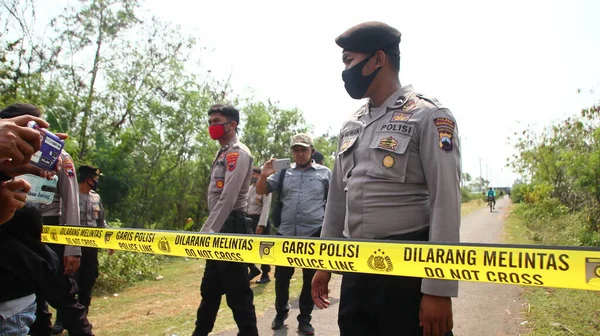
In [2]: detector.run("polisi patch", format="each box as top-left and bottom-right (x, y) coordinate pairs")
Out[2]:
(433, 118), (455, 152)
(378, 136), (398, 151)
(378, 123), (415, 136)
(63, 158), (75, 177)
(226, 152), (239, 171)
(382, 154), (395, 169)
(216, 180), (224, 189)
(389, 111), (413, 122)
(401, 100), (417, 112)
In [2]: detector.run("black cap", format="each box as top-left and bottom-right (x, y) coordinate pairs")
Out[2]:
(79, 165), (103, 178)
(335, 21), (401, 54)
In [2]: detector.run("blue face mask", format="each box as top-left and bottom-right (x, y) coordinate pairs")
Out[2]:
(342, 54), (381, 99)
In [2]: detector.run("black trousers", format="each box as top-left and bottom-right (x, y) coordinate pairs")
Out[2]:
(338, 228), (453, 336)
(274, 228), (321, 323)
(29, 222), (93, 336)
(193, 213), (258, 336)
(246, 214), (271, 275)
(76, 247), (99, 310)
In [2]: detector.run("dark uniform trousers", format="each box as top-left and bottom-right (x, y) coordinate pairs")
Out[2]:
(76, 246), (99, 310)
(337, 228), (453, 336)
(247, 214), (271, 275)
(193, 212), (258, 336)
(29, 216), (93, 336)
(274, 228), (322, 323)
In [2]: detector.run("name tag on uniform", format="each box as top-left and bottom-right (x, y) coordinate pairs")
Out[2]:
(377, 123), (415, 136)
(339, 127), (361, 154)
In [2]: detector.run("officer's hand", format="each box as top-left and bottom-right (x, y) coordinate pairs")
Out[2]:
(261, 158), (277, 177)
(311, 270), (331, 309)
(63, 256), (81, 275)
(419, 294), (453, 336)
(255, 226), (264, 234)
(0, 179), (30, 225)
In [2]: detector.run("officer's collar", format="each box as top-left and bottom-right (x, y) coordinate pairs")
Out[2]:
(221, 135), (239, 150)
(366, 85), (415, 117)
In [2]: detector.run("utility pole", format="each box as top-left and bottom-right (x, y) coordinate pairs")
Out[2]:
(486, 164), (489, 187)
(479, 157), (483, 192)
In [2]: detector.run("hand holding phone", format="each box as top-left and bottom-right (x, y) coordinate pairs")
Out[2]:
(272, 158), (291, 171)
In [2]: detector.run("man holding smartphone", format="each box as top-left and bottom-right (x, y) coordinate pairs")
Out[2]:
(255, 133), (331, 335)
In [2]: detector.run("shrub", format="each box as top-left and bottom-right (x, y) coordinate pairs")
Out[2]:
(95, 250), (165, 294)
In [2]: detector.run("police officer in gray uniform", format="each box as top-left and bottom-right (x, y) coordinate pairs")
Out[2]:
(312, 22), (460, 336)
(193, 104), (258, 336)
(76, 165), (108, 318)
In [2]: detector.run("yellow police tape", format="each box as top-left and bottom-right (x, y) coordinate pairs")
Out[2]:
(41, 225), (600, 291)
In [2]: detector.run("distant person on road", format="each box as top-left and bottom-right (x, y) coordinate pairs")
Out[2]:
(487, 188), (496, 209)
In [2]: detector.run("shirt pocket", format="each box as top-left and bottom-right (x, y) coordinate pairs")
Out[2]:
(366, 133), (411, 182)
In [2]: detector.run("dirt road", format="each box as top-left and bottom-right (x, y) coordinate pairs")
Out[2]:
(216, 196), (525, 335)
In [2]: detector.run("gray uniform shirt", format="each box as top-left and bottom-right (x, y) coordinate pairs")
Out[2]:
(41, 150), (81, 257)
(79, 191), (107, 228)
(321, 85), (461, 297)
(247, 184), (272, 227)
(201, 136), (253, 233)
(267, 163), (331, 237)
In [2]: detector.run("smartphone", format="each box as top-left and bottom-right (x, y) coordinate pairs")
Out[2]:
(272, 158), (291, 171)
(27, 121), (65, 171)
(15, 174), (58, 205)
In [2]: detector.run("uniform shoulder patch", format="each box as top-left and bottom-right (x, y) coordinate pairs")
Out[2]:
(63, 158), (75, 177)
(226, 152), (239, 172)
(433, 117), (455, 152)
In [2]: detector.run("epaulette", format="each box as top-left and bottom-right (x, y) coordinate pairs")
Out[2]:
(416, 93), (445, 109)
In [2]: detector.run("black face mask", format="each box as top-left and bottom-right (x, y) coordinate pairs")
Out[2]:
(342, 54), (381, 99)
(88, 180), (99, 191)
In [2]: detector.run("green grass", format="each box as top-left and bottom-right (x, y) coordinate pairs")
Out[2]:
(461, 198), (485, 217)
(504, 209), (600, 335)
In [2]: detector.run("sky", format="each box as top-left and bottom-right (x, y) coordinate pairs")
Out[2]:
(36, 0), (600, 187)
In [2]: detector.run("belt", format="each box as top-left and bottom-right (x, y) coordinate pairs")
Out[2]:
(229, 211), (247, 219)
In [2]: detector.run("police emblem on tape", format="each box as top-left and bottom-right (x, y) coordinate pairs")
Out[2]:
(104, 231), (114, 243)
(259, 241), (276, 262)
(367, 249), (393, 272)
(585, 257), (600, 287)
(158, 237), (171, 253)
(50, 229), (58, 242)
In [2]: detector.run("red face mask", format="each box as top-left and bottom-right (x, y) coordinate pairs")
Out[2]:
(208, 122), (230, 140)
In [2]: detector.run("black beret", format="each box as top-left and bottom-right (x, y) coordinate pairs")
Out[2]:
(335, 21), (401, 54)
(79, 164), (103, 177)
